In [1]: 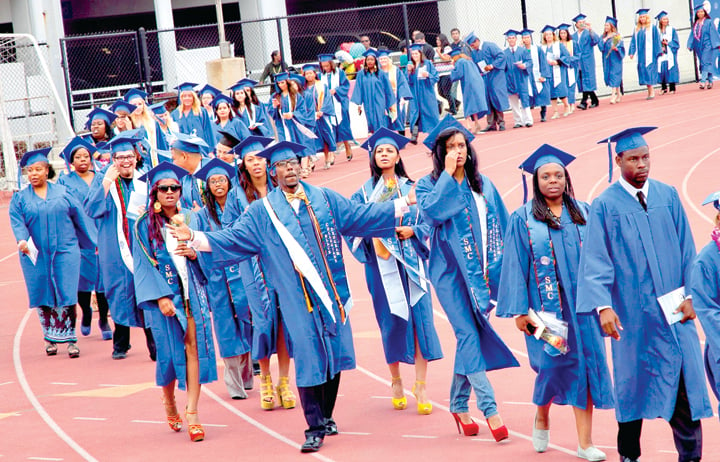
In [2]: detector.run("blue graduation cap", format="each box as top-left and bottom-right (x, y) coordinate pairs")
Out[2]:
(377, 49), (391, 58)
(60, 137), (97, 168)
(156, 149), (172, 163)
(655, 11), (668, 20)
(541, 25), (556, 34)
(138, 161), (189, 185)
(210, 94), (234, 108)
(230, 136), (274, 159)
(519, 144), (576, 203)
(274, 72), (290, 83)
(288, 73), (306, 88)
(409, 43), (424, 52)
(694, 1), (706, 12)
(423, 114), (475, 151)
(521, 29), (534, 36)
(216, 128), (241, 148)
(572, 13), (587, 23)
(233, 78), (258, 90)
(597, 126), (657, 182)
(19, 147), (52, 168)
(109, 99), (137, 114)
(449, 46), (463, 57)
(106, 134), (139, 155)
(122, 126), (148, 142)
(504, 29), (520, 37)
(174, 82), (198, 93)
(361, 127), (411, 154)
(557, 23), (572, 31)
(124, 88), (148, 103)
(149, 101), (169, 116)
(195, 158), (237, 183)
(702, 191), (720, 210)
(363, 48), (379, 59)
(302, 63), (320, 74)
(318, 53), (335, 63)
(636, 8), (650, 15)
(605, 16), (618, 28)
(464, 31), (479, 45)
(171, 132), (209, 154)
(197, 84), (220, 98)
(257, 141), (308, 166)
(85, 107), (117, 130)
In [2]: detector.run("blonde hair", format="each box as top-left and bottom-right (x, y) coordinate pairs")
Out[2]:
(541, 32), (557, 45)
(180, 90), (202, 116)
(130, 104), (157, 152)
(636, 14), (650, 31)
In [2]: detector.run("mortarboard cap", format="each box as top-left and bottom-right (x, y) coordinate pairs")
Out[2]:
(230, 136), (275, 159)
(106, 134), (139, 155)
(124, 88), (148, 103)
(171, 132), (209, 154)
(257, 141), (308, 165)
(521, 28), (534, 36)
(694, 1), (706, 12)
(557, 23), (572, 31)
(423, 114), (475, 151)
(409, 43), (424, 52)
(597, 126), (657, 182)
(519, 144), (576, 202)
(605, 16), (618, 28)
(504, 29), (520, 37)
(655, 11), (668, 20)
(195, 158), (237, 183)
(210, 94), (234, 108)
(572, 13), (587, 23)
(138, 161), (188, 185)
(20, 148), (52, 169)
(216, 129), (241, 149)
(156, 149), (172, 163)
(464, 31), (479, 45)
(274, 72), (289, 83)
(85, 107), (117, 130)
(60, 137), (97, 168)
(377, 49), (391, 58)
(302, 63), (320, 74)
(541, 25), (556, 34)
(288, 73), (306, 88)
(109, 99), (137, 115)
(362, 48), (379, 59)
(361, 127), (411, 154)
(702, 191), (720, 210)
(318, 53), (335, 62)
(149, 101), (169, 116)
(197, 84), (220, 97)
(174, 82), (198, 93)
(228, 78), (258, 93)
(636, 8), (650, 16)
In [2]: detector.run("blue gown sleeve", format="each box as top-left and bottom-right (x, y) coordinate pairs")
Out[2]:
(132, 216), (175, 307)
(350, 71), (364, 106)
(345, 187), (373, 263)
(483, 176), (509, 233)
(669, 29), (680, 54)
(396, 69), (413, 101)
(67, 192), (96, 250)
(9, 193), (29, 242)
(496, 210), (531, 318)
(221, 189), (243, 227)
(488, 43), (507, 70)
(589, 30), (601, 47)
(200, 110), (216, 150)
(425, 60), (440, 86)
(576, 200), (615, 312)
(449, 61), (462, 82)
(416, 172), (466, 227)
(293, 92), (315, 128)
(670, 187), (697, 285)
(689, 253), (720, 355)
(334, 70), (351, 101)
(629, 32), (637, 56)
(202, 209), (262, 268)
(84, 174), (111, 219)
(324, 188), (396, 238)
(319, 84), (336, 116)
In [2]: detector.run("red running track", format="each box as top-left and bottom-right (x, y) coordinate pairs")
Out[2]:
(1, 84), (719, 461)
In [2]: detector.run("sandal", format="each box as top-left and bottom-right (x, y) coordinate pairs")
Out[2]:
(276, 376), (296, 409)
(45, 342), (57, 356)
(391, 376), (407, 410)
(412, 380), (432, 415)
(185, 409), (204, 442)
(67, 343), (80, 358)
(260, 374), (276, 410)
(163, 396), (182, 432)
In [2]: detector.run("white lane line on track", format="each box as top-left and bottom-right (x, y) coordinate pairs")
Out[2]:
(503, 401), (535, 406)
(27, 458), (64, 461)
(355, 365), (576, 457)
(50, 382), (78, 386)
(73, 417), (106, 421)
(202, 387), (335, 462)
(13, 310), (98, 462)
(339, 432), (371, 436)
(402, 435), (438, 439)
(0, 252), (17, 263)
(681, 147), (720, 226)
(0, 381), (13, 386)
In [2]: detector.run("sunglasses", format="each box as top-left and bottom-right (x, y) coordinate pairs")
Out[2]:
(157, 184), (182, 193)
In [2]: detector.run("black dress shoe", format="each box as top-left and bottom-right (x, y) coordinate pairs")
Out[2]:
(300, 435), (324, 453)
(480, 126), (497, 132)
(577, 102), (588, 110)
(498, 125), (506, 131)
(590, 102), (599, 108)
(325, 419), (338, 436)
(112, 350), (127, 360)
(513, 124), (522, 128)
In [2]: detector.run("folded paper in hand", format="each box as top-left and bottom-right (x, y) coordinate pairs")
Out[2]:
(657, 286), (686, 325)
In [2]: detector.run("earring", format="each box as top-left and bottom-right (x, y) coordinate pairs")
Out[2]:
(153, 201), (162, 212)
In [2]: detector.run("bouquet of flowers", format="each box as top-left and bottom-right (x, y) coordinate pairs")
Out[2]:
(376, 177), (399, 203)
(527, 309), (570, 356)
(606, 33), (622, 58)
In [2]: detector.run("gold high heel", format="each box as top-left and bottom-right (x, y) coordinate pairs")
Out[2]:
(162, 395), (182, 432)
(185, 409), (204, 442)
(391, 376), (407, 410)
(276, 376), (296, 409)
(412, 381), (432, 415)
(260, 374), (276, 410)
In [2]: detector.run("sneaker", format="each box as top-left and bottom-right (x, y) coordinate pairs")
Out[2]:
(112, 350), (127, 360)
(577, 445), (606, 461)
(80, 325), (91, 337)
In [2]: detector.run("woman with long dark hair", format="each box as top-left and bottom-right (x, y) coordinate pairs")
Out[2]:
(211, 94), (250, 147)
(270, 73), (315, 178)
(687, 3), (720, 89)
(496, 144), (613, 460)
(656, 11), (679, 94)
(349, 128), (442, 414)
(557, 24), (579, 112)
(407, 44), (440, 142)
(133, 162), (217, 442)
(11, 149), (95, 358)
(600, 17), (625, 104)
(351, 49), (396, 134)
(319, 54), (355, 160)
(415, 116), (518, 442)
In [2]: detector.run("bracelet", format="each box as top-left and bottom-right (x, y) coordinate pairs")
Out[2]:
(189, 229), (195, 242)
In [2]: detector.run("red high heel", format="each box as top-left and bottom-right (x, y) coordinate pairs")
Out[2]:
(162, 396), (182, 432)
(185, 409), (205, 442)
(451, 412), (479, 436)
(487, 420), (509, 442)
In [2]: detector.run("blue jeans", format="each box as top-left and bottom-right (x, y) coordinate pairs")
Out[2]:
(449, 371), (498, 418)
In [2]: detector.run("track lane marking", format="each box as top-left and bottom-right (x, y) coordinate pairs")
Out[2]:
(681, 147), (720, 226)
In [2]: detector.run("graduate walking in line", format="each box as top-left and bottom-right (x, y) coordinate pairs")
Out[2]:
(171, 83), (216, 151)
(448, 47), (489, 134)
(629, 9), (662, 100)
(378, 49), (412, 137)
(303, 64), (337, 170)
(600, 17), (625, 104)
(521, 29), (552, 122)
(541, 26), (575, 119)
(230, 79), (275, 139)
(465, 32), (509, 132)
(571, 14), (600, 110)
(557, 24), (579, 112)
(656, 11), (680, 94)
(351, 49), (397, 135)
(687, 2), (720, 89)
(318, 54), (355, 161)
(406, 44), (440, 143)
(577, 127), (713, 462)
(503, 29), (533, 128)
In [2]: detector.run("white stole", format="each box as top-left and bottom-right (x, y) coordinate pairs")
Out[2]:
(321, 71), (343, 124)
(109, 174), (146, 273)
(564, 42), (576, 87)
(658, 26), (675, 71)
(529, 45), (543, 93)
(471, 191), (488, 274)
(164, 228), (190, 300)
(547, 43), (562, 88)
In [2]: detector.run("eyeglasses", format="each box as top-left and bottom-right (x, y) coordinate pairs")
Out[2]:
(157, 184), (182, 193)
(114, 155), (135, 161)
(208, 177), (228, 186)
(274, 159), (300, 168)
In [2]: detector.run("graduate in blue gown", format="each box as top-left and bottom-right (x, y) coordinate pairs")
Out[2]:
(629, 9), (662, 99)
(503, 29), (534, 128)
(169, 141), (415, 452)
(656, 11), (680, 94)
(11, 149), (95, 358)
(496, 145), (613, 459)
(557, 24), (580, 108)
(349, 128), (442, 415)
(448, 47), (488, 133)
(230, 79), (275, 138)
(85, 135), (156, 360)
(303, 64), (337, 169)
(351, 49), (396, 134)
(57, 138), (112, 340)
(600, 17), (625, 104)
(169, 133), (210, 212)
(197, 83), (220, 119)
(577, 127), (713, 462)
(541, 26), (577, 118)
(319, 54), (355, 161)
(85, 107), (115, 146)
(689, 192), (720, 420)
(220, 136), (298, 411)
(171, 82), (216, 151)
(210, 94), (250, 147)
(406, 44), (440, 140)
(149, 102), (175, 151)
(132, 162), (216, 442)
(465, 32), (509, 132)
(687, 3), (720, 88)
(415, 117), (518, 442)
(378, 49), (412, 136)
(571, 14), (601, 109)
(521, 29), (552, 122)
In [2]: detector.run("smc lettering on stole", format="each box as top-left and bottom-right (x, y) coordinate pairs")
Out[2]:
(543, 276), (554, 299)
(165, 264), (175, 285)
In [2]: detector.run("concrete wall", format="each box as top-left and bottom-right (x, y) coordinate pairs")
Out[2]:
(63, 0), (237, 19)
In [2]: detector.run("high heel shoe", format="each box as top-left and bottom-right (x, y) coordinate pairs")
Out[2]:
(260, 374), (276, 410)
(276, 376), (296, 409)
(451, 412), (479, 436)
(487, 419), (509, 442)
(162, 396), (182, 432)
(412, 381), (432, 415)
(391, 376), (407, 410)
(185, 409), (204, 442)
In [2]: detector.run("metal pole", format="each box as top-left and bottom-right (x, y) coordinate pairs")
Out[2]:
(610, 0), (617, 18)
(520, 0), (528, 30)
(276, 18), (286, 65)
(215, 0), (230, 58)
(138, 28), (153, 100)
(59, 38), (75, 133)
(403, 3), (411, 64)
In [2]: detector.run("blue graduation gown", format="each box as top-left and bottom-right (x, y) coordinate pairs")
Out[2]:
(237, 103), (274, 138)
(84, 173), (146, 327)
(57, 171), (99, 292)
(689, 241), (720, 415)
(629, 27), (662, 85)
(449, 57), (489, 119)
(544, 42), (578, 100)
(305, 82), (337, 152)
(407, 60), (439, 133)
(270, 92), (315, 156)
(658, 27), (680, 84)
(212, 117), (251, 146)
(475, 41), (510, 112)
(600, 34), (625, 87)
(155, 121), (170, 151)
(526, 44), (552, 107)
(349, 178), (443, 365)
(350, 69), (396, 133)
(571, 29), (600, 92)
(559, 41), (580, 104)
(687, 19), (720, 79)
(133, 214), (217, 390)
(386, 66), (412, 132)
(503, 46), (532, 107)
(416, 172), (519, 375)
(10, 183), (96, 308)
(496, 205), (614, 409)
(320, 68), (354, 142)
(193, 206), (252, 359)
(180, 159), (209, 211)
(171, 107), (215, 151)
(200, 182), (399, 387)
(576, 180), (713, 422)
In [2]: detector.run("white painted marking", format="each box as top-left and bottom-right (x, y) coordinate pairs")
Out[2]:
(131, 420), (164, 425)
(0, 381), (13, 386)
(471, 438), (497, 442)
(658, 449), (678, 454)
(370, 395), (391, 399)
(200, 423), (228, 428)
(339, 431), (371, 436)
(681, 146), (720, 226)
(402, 434), (438, 439)
(594, 445), (617, 449)
(0, 252), (17, 263)
(13, 310), (98, 462)
(503, 401), (535, 406)
(73, 417), (107, 421)
(27, 458), (64, 461)
(50, 382), (78, 386)
(203, 388), (335, 462)
(97, 384), (124, 387)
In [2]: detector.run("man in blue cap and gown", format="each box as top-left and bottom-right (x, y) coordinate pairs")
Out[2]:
(571, 14), (601, 109)
(465, 31), (509, 132)
(170, 132), (210, 211)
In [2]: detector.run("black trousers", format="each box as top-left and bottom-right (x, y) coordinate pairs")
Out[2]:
(297, 373), (341, 438)
(486, 107), (505, 128)
(113, 323), (156, 359)
(78, 291), (109, 327)
(617, 374), (702, 461)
